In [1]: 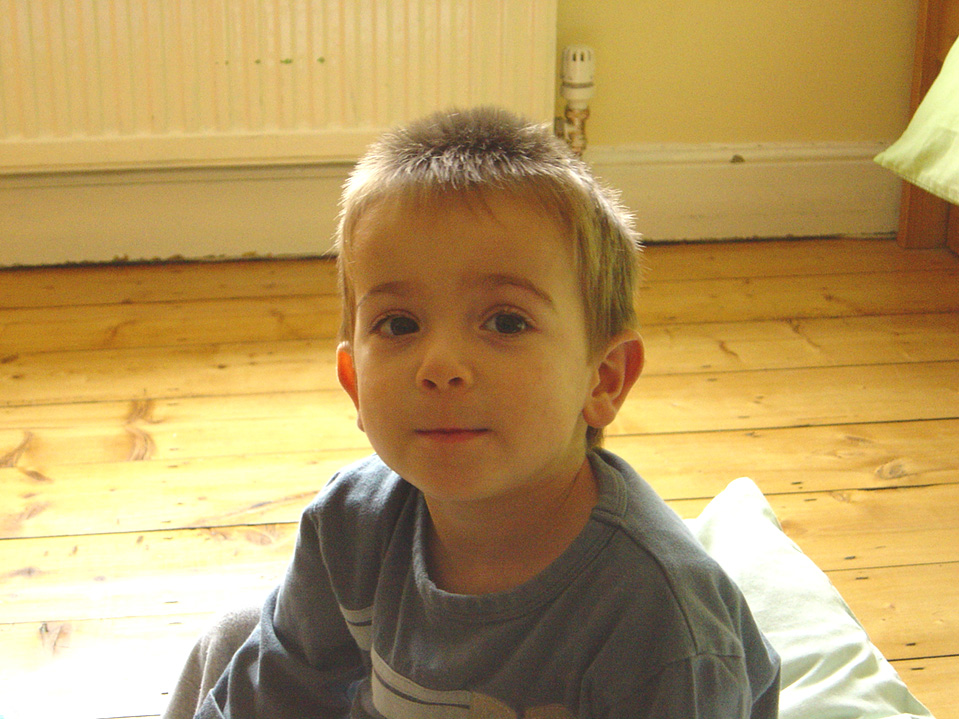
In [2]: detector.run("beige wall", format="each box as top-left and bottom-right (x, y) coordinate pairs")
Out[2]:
(557, 0), (920, 145)
(3, 1), (918, 264)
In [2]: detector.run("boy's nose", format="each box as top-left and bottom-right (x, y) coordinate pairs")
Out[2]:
(416, 336), (473, 391)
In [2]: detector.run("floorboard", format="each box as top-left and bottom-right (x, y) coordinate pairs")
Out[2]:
(0, 258), (337, 309)
(1, 238), (956, 718)
(3, 419), (957, 541)
(893, 656), (959, 719)
(637, 270), (959, 325)
(614, 361), (959, 433)
(830, 562), (959, 661)
(6, 313), (959, 407)
(637, 238), (959, 280)
(0, 295), (338, 354)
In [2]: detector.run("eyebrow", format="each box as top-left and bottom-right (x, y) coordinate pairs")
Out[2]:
(356, 274), (556, 309)
(474, 273), (556, 308)
(356, 280), (414, 309)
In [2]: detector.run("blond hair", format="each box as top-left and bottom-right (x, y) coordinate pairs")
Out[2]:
(335, 107), (641, 448)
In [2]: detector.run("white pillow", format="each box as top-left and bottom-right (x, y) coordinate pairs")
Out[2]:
(874, 36), (959, 204)
(686, 478), (935, 719)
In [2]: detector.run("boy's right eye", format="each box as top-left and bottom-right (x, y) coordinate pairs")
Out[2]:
(375, 315), (419, 337)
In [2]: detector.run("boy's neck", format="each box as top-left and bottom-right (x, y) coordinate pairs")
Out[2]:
(424, 458), (599, 596)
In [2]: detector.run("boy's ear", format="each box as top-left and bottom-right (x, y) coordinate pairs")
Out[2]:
(582, 331), (644, 430)
(336, 342), (364, 432)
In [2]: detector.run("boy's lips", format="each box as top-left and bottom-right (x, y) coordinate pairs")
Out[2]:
(415, 428), (489, 443)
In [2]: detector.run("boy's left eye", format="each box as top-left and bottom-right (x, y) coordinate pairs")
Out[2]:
(483, 312), (529, 335)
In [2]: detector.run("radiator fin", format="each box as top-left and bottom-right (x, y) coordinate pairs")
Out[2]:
(0, 0), (557, 173)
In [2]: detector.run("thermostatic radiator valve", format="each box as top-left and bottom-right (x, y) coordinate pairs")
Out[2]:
(558, 45), (595, 156)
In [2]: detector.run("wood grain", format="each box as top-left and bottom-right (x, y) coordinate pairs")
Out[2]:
(1, 238), (956, 718)
(3, 239), (955, 311)
(831, 562), (959, 661)
(0, 613), (213, 719)
(3, 359), (956, 472)
(2, 420), (956, 540)
(892, 655), (959, 719)
(0, 295), (340, 354)
(4, 313), (957, 408)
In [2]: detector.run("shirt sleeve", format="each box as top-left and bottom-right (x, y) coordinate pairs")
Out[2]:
(196, 507), (365, 719)
(603, 653), (779, 719)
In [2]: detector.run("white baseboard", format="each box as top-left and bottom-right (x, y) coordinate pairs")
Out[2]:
(0, 142), (901, 267)
(0, 164), (350, 267)
(586, 141), (901, 242)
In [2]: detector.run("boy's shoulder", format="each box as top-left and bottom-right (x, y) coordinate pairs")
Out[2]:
(591, 449), (707, 563)
(303, 453), (416, 545)
(588, 450), (754, 655)
(310, 453), (406, 508)
(298, 454), (417, 604)
(590, 451), (782, 711)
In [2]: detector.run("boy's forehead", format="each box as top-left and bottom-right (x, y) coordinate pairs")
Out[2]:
(350, 185), (572, 248)
(346, 187), (580, 290)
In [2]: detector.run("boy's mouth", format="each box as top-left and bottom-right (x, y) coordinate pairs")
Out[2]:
(415, 428), (488, 443)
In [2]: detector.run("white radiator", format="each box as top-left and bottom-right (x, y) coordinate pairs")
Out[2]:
(0, 0), (557, 174)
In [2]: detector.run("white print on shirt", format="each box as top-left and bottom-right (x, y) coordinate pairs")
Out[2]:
(371, 648), (575, 719)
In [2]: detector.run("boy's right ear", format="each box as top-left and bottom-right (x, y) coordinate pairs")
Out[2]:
(336, 342), (364, 432)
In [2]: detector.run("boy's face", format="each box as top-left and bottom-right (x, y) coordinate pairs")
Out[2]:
(337, 189), (612, 505)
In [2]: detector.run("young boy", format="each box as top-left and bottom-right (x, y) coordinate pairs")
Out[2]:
(177, 107), (780, 718)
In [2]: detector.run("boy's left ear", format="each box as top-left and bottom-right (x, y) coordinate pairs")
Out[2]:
(582, 331), (644, 430)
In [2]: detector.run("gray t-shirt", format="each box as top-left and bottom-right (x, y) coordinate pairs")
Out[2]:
(200, 450), (780, 718)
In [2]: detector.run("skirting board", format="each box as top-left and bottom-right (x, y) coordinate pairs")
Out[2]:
(0, 164), (351, 267)
(0, 142), (900, 267)
(585, 142), (901, 244)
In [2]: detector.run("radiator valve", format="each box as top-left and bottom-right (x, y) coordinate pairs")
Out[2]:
(558, 45), (595, 156)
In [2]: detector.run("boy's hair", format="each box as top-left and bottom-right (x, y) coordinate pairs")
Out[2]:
(335, 106), (641, 448)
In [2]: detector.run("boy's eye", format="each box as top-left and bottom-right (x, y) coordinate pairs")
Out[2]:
(484, 312), (528, 335)
(377, 315), (419, 337)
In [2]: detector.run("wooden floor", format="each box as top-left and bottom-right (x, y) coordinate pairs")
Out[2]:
(1, 238), (957, 718)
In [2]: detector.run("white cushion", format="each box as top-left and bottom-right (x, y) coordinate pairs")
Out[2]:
(686, 478), (935, 719)
(875, 36), (959, 205)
